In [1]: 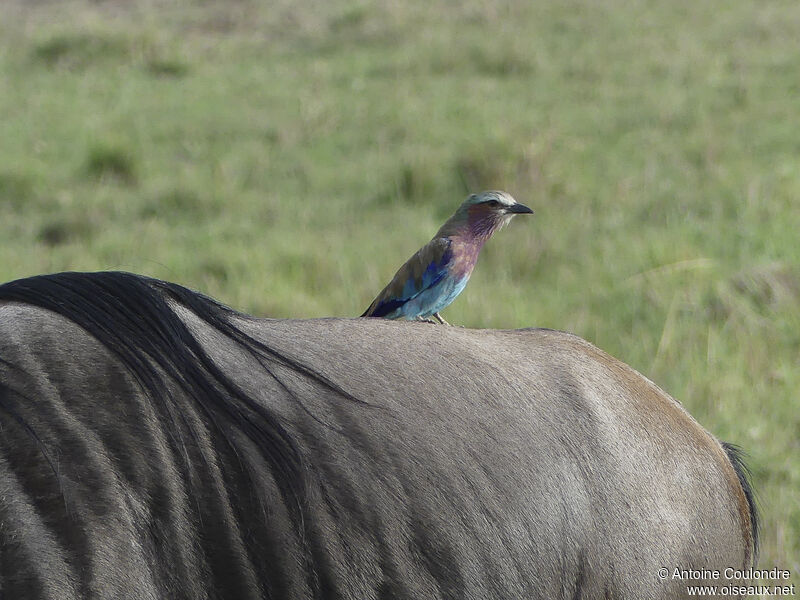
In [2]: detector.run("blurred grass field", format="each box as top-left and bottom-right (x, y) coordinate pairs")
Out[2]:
(1, 0), (798, 571)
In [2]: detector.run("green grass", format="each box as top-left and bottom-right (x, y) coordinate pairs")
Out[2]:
(1, 0), (798, 572)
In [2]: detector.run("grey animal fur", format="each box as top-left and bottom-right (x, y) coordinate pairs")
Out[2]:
(0, 275), (756, 599)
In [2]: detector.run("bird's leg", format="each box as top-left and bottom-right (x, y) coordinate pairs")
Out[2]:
(432, 312), (450, 326)
(415, 316), (437, 324)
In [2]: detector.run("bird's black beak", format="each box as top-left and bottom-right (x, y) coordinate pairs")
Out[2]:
(507, 203), (534, 215)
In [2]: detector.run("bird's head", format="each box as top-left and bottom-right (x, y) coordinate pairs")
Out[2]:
(449, 190), (533, 239)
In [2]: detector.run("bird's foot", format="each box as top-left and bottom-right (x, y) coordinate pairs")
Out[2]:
(432, 312), (450, 326)
(415, 317), (438, 324)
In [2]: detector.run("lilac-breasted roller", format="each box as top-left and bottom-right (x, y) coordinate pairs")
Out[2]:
(361, 190), (533, 324)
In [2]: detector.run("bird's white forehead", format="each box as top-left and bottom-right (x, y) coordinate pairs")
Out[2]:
(466, 190), (517, 207)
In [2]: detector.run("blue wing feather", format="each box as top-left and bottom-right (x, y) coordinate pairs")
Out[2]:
(364, 240), (453, 318)
(367, 297), (407, 318)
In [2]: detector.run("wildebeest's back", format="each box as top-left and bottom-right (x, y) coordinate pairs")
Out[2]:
(0, 282), (755, 599)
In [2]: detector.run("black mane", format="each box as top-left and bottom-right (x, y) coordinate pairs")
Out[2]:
(0, 270), (357, 597)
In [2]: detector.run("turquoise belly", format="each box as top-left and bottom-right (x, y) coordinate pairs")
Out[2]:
(394, 275), (469, 319)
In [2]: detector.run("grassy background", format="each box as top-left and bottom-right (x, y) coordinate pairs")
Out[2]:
(1, 0), (797, 572)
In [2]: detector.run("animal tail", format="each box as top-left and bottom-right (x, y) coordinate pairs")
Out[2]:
(721, 442), (759, 565)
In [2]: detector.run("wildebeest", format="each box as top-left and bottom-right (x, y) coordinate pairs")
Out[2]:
(0, 271), (757, 599)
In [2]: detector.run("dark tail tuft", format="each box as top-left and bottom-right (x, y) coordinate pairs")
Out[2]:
(721, 442), (759, 565)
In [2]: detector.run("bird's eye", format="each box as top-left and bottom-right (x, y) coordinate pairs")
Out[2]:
(487, 200), (500, 208)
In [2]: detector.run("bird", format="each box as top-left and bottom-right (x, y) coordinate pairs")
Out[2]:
(361, 190), (533, 324)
